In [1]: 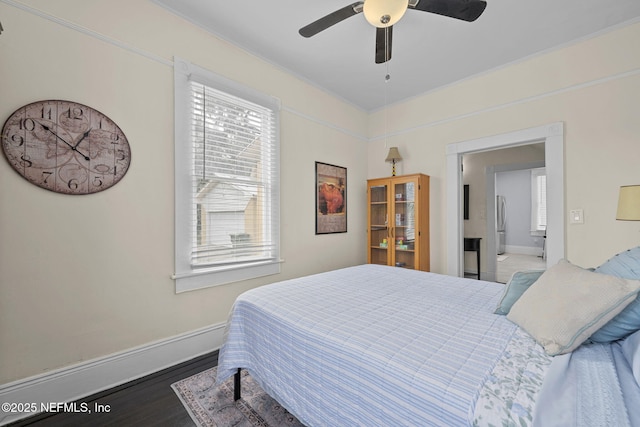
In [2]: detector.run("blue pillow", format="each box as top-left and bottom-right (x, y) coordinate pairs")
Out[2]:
(590, 246), (640, 343)
(621, 329), (640, 385)
(494, 270), (545, 315)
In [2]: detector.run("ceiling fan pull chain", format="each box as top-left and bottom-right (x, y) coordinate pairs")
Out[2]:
(384, 60), (390, 149)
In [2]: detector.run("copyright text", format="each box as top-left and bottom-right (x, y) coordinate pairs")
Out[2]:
(2, 401), (111, 414)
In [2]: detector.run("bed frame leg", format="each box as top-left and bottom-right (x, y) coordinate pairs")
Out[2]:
(234, 368), (242, 401)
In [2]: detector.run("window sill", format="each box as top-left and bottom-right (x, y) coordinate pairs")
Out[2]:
(172, 259), (284, 293)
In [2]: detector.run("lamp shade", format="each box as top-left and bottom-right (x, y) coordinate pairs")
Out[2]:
(363, 0), (409, 28)
(616, 185), (640, 221)
(385, 147), (402, 162)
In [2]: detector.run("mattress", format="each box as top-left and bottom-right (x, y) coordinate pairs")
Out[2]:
(216, 264), (541, 426)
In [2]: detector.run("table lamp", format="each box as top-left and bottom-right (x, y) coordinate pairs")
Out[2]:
(616, 185), (640, 221)
(385, 147), (402, 176)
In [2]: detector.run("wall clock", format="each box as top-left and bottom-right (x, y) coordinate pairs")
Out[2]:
(1, 100), (131, 195)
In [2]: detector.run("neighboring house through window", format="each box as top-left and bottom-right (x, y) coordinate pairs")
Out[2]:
(173, 58), (281, 292)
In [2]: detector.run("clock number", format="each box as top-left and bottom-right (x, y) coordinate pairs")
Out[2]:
(93, 176), (103, 187)
(67, 179), (79, 190)
(110, 133), (120, 144)
(42, 171), (53, 183)
(20, 155), (33, 168)
(41, 107), (52, 120)
(66, 107), (84, 120)
(116, 149), (126, 161)
(19, 118), (36, 131)
(9, 134), (25, 147)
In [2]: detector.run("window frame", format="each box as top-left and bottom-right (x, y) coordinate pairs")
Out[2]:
(173, 57), (281, 293)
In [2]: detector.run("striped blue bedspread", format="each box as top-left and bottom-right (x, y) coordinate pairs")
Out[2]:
(217, 264), (519, 426)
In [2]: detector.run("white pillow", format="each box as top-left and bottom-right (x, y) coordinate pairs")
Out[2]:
(507, 260), (640, 355)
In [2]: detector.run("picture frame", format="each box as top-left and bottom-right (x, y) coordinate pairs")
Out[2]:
(315, 161), (347, 234)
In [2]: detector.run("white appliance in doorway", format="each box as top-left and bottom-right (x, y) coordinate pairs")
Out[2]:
(496, 195), (506, 255)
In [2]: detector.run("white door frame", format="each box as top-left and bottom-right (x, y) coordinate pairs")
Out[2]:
(446, 122), (565, 277)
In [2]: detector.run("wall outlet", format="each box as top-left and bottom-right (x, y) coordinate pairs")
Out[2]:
(569, 209), (584, 224)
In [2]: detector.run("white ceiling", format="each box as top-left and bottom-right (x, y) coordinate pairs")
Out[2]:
(153, 0), (640, 112)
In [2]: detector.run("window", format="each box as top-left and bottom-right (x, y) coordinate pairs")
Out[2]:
(531, 168), (547, 233)
(173, 58), (281, 292)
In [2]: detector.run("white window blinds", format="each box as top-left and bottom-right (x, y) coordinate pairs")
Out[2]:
(531, 168), (547, 231)
(173, 58), (281, 292)
(189, 81), (279, 268)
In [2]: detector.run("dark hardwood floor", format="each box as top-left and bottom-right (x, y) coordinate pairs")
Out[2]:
(7, 351), (218, 427)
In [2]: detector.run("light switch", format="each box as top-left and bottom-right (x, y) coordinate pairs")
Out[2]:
(570, 209), (584, 224)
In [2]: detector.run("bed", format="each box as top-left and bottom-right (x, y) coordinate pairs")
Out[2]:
(216, 250), (640, 426)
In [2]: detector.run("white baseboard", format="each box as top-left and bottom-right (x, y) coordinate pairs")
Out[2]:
(0, 322), (226, 425)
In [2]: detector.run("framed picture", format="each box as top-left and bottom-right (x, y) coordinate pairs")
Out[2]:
(315, 162), (347, 234)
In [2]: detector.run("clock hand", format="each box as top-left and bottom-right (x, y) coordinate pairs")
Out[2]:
(73, 128), (92, 149)
(39, 123), (90, 161)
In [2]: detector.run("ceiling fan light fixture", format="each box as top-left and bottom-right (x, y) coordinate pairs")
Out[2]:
(363, 0), (409, 28)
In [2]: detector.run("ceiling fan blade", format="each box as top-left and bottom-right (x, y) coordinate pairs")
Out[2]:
(299, 2), (364, 38)
(375, 26), (393, 64)
(409, 0), (487, 22)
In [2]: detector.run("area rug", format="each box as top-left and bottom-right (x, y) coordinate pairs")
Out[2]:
(172, 367), (305, 427)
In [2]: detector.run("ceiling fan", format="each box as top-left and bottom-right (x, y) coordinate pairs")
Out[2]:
(299, 0), (487, 64)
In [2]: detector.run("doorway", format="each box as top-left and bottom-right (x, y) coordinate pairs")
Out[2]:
(462, 147), (546, 282)
(446, 123), (565, 279)
(492, 164), (547, 282)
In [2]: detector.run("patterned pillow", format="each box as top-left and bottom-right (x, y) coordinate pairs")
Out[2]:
(590, 246), (640, 343)
(507, 260), (640, 355)
(494, 270), (545, 315)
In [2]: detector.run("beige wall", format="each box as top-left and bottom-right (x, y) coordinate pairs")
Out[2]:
(368, 21), (640, 274)
(2, 0), (640, 387)
(0, 1), (367, 383)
